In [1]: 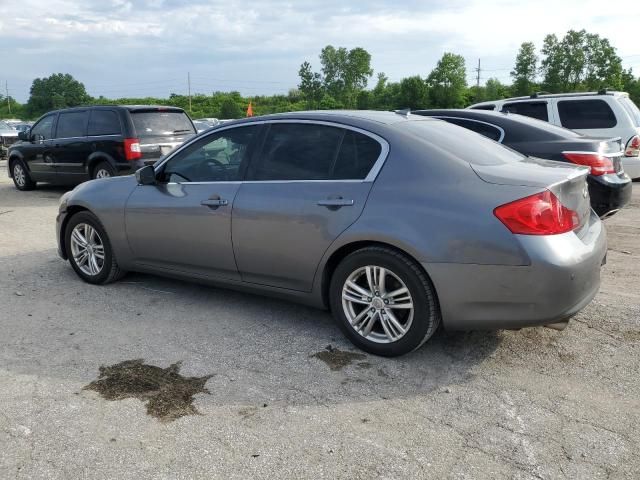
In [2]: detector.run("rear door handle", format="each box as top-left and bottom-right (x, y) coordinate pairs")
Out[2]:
(201, 198), (228, 207)
(317, 198), (354, 208)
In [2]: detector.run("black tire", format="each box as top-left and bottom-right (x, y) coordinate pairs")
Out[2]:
(91, 161), (116, 180)
(64, 211), (126, 284)
(329, 246), (440, 357)
(10, 158), (36, 191)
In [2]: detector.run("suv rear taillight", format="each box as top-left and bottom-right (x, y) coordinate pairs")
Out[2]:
(625, 135), (640, 157)
(561, 152), (614, 176)
(494, 190), (580, 235)
(124, 138), (142, 161)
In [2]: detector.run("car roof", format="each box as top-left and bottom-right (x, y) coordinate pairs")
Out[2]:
(470, 91), (629, 108)
(42, 105), (186, 115)
(217, 110), (438, 128)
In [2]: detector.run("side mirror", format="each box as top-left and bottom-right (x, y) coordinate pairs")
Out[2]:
(135, 165), (156, 185)
(18, 131), (29, 141)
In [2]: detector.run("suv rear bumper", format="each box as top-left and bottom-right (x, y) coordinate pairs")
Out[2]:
(424, 212), (606, 330)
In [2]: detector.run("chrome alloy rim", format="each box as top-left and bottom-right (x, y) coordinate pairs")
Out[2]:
(95, 168), (111, 179)
(14, 163), (26, 187)
(70, 223), (105, 276)
(341, 265), (414, 344)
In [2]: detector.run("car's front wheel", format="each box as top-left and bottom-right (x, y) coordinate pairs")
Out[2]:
(329, 246), (440, 356)
(65, 211), (125, 284)
(11, 159), (36, 191)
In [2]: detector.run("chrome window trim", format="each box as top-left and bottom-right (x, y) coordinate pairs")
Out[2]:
(154, 119), (390, 184)
(433, 116), (506, 143)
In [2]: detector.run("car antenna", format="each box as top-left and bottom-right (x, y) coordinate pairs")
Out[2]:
(394, 108), (411, 117)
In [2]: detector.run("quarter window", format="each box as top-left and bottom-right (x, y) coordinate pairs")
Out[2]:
(56, 111), (88, 138)
(250, 123), (343, 181)
(557, 99), (617, 129)
(501, 102), (549, 121)
(88, 110), (121, 136)
(161, 125), (259, 183)
(30, 115), (55, 140)
(333, 130), (382, 179)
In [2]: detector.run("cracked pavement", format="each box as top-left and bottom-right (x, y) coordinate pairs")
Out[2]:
(0, 169), (639, 479)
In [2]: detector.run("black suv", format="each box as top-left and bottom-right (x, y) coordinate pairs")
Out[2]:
(7, 105), (196, 190)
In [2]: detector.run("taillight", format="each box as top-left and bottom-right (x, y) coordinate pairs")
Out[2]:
(561, 152), (614, 176)
(124, 138), (142, 161)
(494, 190), (580, 235)
(625, 135), (640, 157)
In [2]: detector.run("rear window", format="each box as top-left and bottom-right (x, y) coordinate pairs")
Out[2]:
(438, 117), (502, 142)
(619, 97), (640, 127)
(470, 104), (496, 111)
(402, 120), (526, 166)
(131, 111), (195, 137)
(88, 110), (121, 136)
(502, 102), (549, 121)
(557, 99), (617, 129)
(56, 111), (88, 138)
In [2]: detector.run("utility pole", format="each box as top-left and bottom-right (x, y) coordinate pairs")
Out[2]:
(187, 72), (192, 113)
(475, 59), (481, 90)
(5, 81), (11, 114)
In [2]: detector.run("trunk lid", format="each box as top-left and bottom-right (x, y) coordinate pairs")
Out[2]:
(472, 157), (592, 237)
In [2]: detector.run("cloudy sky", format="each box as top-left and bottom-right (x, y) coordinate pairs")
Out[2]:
(2, 0), (639, 102)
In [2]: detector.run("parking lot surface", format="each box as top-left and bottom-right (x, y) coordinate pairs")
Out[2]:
(1, 169), (639, 479)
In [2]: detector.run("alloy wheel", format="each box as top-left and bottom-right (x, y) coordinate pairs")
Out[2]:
(95, 168), (112, 179)
(341, 265), (414, 344)
(13, 163), (26, 187)
(70, 223), (105, 276)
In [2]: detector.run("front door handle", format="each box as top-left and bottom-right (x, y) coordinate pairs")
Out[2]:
(201, 198), (228, 208)
(317, 198), (354, 209)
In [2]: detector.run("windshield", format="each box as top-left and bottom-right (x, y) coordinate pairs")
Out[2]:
(131, 111), (195, 137)
(620, 97), (640, 127)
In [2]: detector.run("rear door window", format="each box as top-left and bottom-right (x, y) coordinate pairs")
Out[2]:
(249, 123), (343, 181)
(88, 110), (121, 136)
(131, 111), (195, 137)
(332, 130), (382, 179)
(438, 117), (502, 142)
(557, 99), (617, 129)
(55, 111), (88, 138)
(502, 101), (549, 121)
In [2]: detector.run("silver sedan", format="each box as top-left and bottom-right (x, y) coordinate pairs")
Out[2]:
(55, 111), (606, 356)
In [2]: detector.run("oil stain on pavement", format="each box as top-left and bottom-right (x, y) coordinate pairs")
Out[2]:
(84, 359), (212, 422)
(311, 344), (368, 371)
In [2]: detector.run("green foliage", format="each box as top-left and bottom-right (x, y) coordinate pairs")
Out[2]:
(540, 30), (623, 92)
(427, 53), (467, 108)
(511, 42), (538, 96)
(397, 76), (429, 109)
(26, 73), (91, 117)
(219, 97), (243, 119)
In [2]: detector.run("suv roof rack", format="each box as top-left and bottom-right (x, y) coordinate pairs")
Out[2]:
(530, 91), (551, 99)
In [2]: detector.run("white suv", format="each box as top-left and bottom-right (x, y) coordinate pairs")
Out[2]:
(468, 91), (640, 179)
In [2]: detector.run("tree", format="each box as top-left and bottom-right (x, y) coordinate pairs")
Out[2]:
(298, 45), (373, 109)
(485, 78), (509, 100)
(26, 73), (91, 116)
(427, 53), (467, 108)
(219, 97), (243, 119)
(511, 42), (538, 96)
(397, 76), (429, 109)
(540, 30), (623, 92)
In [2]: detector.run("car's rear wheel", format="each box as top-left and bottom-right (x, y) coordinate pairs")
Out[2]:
(65, 211), (125, 284)
(92, 161), (115, 180)
(329, 246), (440, 357)
(11, 159), (36, 191)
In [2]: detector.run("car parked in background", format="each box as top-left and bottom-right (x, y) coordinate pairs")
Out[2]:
(412, 109), (632, 217)
(193, 120), (214, 133)
(468, 91), (640, 179)
(13, 122), (33, 132)
(56, 111), (605, 356)
(7, 105), (196, 190)
(0, 120), (19, 159)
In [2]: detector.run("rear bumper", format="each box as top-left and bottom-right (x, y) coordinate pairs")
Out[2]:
(588, 174), (633, 217)
(425, 212), (607, 330)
